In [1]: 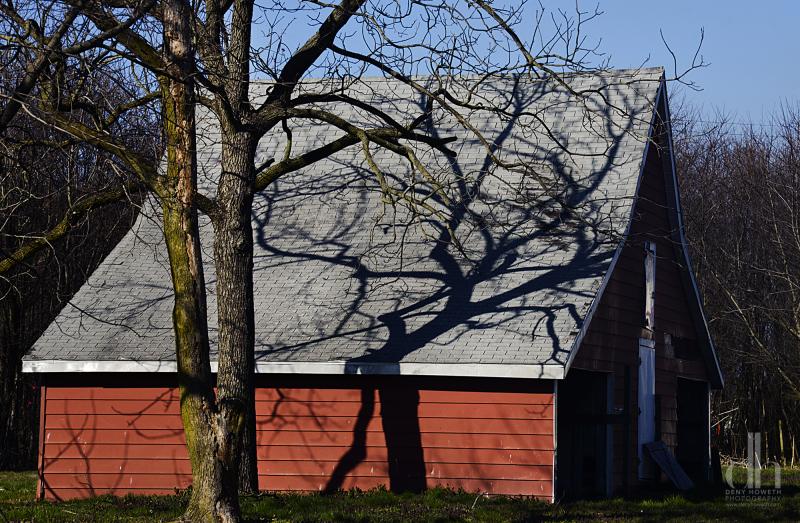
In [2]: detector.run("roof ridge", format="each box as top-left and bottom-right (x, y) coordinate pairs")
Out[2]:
(246, 67), (665, 86)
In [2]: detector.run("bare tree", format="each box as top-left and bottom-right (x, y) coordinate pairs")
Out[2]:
(675, 105), (800, 465)
(0, 13), (160, 467)
(0, 1), (698, 521)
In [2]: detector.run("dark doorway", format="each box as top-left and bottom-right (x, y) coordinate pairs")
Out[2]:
(556, 370), (610, 500)
(676, 378), (709, 484)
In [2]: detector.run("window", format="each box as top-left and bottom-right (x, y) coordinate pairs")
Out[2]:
(673, 336), (700, 360)
(644, 241), (656, 329)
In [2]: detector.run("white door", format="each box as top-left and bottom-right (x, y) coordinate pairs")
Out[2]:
(638, 338), (656, 479)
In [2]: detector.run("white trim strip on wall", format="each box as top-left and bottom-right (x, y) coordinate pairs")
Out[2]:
(21, 359), (567, 379)
(660, 87), (725, 388)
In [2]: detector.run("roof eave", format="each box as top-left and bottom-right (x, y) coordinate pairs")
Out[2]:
(22, 359), (567, 379)
(658, 81), (724, 389)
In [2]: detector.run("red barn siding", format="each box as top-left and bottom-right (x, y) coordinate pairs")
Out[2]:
(39, 376), (555, 500)
(40, 385), (189, 500)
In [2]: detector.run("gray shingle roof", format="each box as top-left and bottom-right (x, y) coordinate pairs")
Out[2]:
(25, 68), (663, 376)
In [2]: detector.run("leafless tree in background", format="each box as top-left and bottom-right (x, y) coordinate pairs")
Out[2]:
(0, 9), (161, 467)
(675, 105), (800, 466)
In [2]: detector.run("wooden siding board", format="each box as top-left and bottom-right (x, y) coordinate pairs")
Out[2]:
(43, 473), (193, 490)
(262, 418), (555, 434)
(36, 385), (46, 500)
(257, 389), (554, 404)
(255, 402), (554, 419)
(45, 414), (555, 433)
(43, 445), (553, 465)
(43, 459), (193, 474)
(257, 431), (555, 449)
(44, 444), (189, 460)
(255, 446), (554, 464)
(45, 399), (181, 415)
(39, 377), (555, 500)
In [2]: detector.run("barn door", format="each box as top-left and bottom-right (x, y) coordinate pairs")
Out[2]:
(638, 338), (656, 479)
(677, 378), (710, 483)
(556, 370), (609, 499)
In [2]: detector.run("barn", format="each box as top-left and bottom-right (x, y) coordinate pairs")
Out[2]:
(23, 67), (722, 502)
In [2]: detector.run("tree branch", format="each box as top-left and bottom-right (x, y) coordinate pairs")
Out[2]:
(0, 180), (143, 275)
(0, 4), (80, 131)
(254, 133), (357, 191)
(21, 104), (162, 194)
(258, 0), (365, 108)
(69, 0), (165, 72)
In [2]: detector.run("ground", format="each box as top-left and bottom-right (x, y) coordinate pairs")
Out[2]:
(1, 469), (799, 522)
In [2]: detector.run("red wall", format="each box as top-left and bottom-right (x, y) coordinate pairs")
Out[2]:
(38, 376), (555, 500)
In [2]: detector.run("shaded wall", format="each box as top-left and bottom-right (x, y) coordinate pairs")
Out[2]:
(571, 115), (709, 493)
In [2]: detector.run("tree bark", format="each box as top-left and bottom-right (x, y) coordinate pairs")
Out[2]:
(161, 0), (239, 520)
(213, 127), (258, 496)
(207, 0), (260, 493)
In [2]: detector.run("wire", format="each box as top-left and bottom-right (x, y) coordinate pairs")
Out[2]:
(692, 120), (785, 128)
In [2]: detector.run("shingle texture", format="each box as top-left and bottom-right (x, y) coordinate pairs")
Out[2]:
(26, 68), (663, 371)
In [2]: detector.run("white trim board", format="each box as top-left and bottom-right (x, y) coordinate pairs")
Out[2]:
(22, 359), (568, 379)
(660, 85), (725, 389)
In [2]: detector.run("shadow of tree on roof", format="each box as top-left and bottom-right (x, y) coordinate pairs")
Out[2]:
(251, 75), (643, 373)
(250, 76), (646, 492)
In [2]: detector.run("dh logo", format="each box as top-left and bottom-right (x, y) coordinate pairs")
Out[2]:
(724, 432), (782, 504)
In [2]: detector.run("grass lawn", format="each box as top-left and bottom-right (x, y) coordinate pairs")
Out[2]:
(1, 469), (799, 522)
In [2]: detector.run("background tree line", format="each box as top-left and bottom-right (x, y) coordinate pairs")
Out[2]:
(675, 105), (800, 466)
(0, 51), (157, 469)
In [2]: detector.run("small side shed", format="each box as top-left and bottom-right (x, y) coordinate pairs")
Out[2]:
(24, 68), (722, 501)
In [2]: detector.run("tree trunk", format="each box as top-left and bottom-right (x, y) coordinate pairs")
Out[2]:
(0, 281), (21, 468)
(214, 0), (260, 494)
(213, 128), (258, 495)
(161, 0), (240, 520)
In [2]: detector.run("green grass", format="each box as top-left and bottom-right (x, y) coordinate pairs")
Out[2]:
(1, 469), (799, 522)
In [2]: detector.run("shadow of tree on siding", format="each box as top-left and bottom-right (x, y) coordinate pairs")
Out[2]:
(249, 77), (646, 493)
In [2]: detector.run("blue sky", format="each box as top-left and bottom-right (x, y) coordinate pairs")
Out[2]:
(262, 1), (796, 123)
(553, 1), (798, 122)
